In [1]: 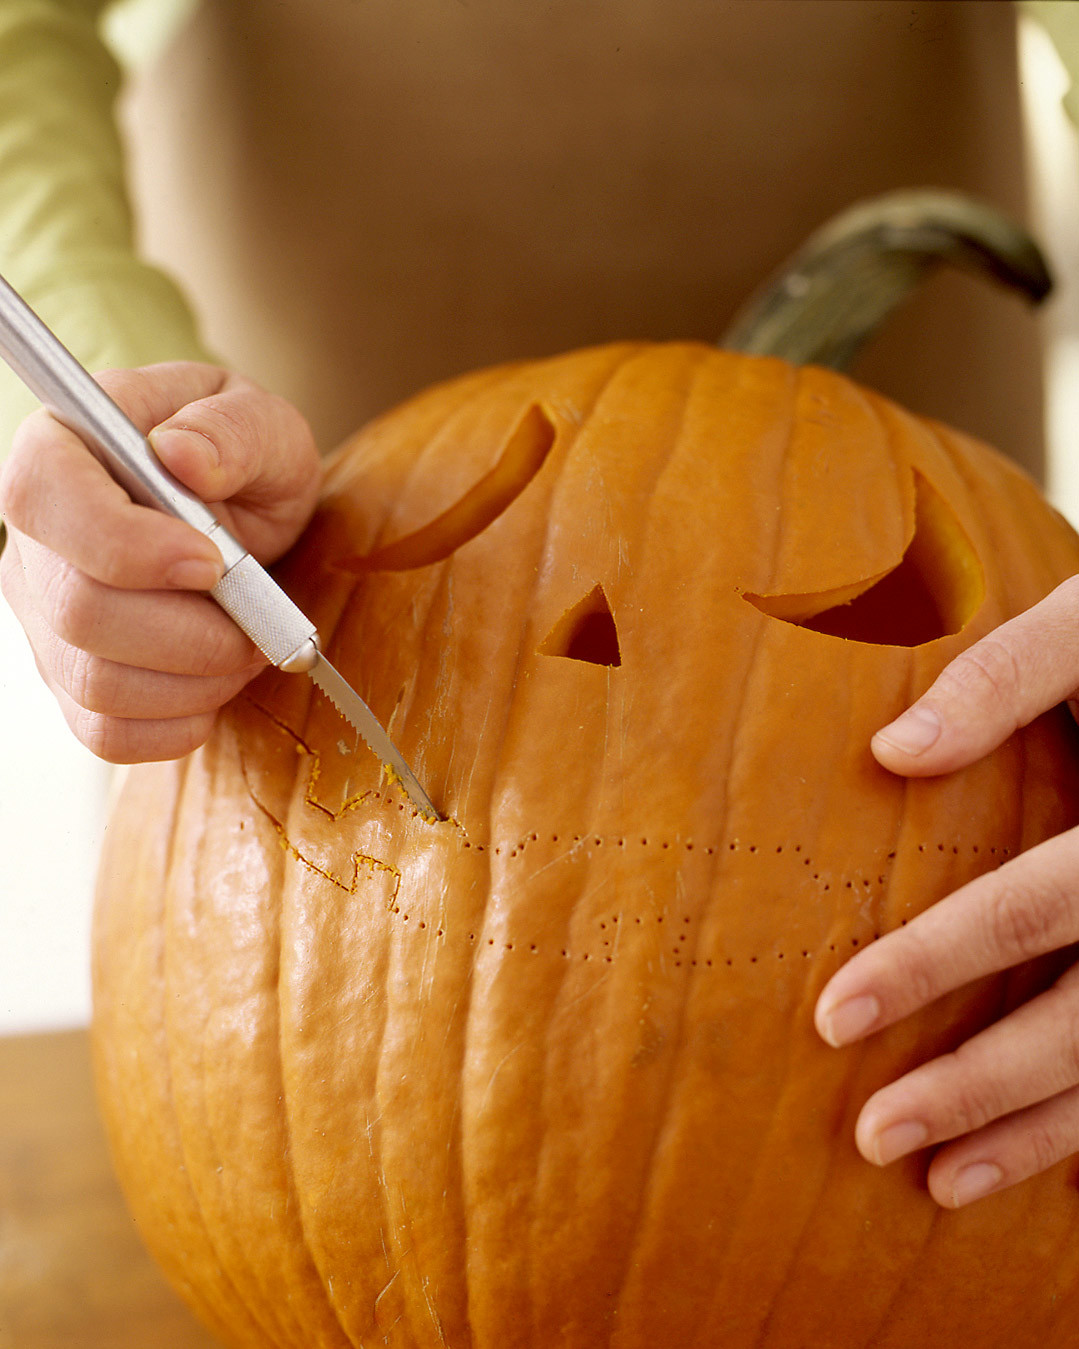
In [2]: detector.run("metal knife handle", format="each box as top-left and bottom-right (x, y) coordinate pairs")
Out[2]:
(0, 271), (318, 673)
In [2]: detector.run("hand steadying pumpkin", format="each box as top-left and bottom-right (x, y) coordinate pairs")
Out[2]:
(0, 361), (321, 762)
(816, 581), (1079, 1209)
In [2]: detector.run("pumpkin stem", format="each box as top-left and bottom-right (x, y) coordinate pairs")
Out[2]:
(720, 190), (1052, 371)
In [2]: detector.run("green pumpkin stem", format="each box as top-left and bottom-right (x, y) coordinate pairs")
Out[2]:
(720, 190), (1052, 372)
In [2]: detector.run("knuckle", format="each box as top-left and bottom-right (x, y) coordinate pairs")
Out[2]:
(982, 868), (1073, 963)
(939, 637), (1023, 726)
(82, 530), (136, 589)
(943, 1048), (1005, 1134)
(60, 648), (118, 714)
(883, 929), (950, 1012)
(1022, 1117), (1069, 1175)
(0, 442), (37, 527)
(1048, 984), (1079, 1086)
(0, 540), (23, 606)
(188, 396), (257, 458)
(267, 388), (313, 444)
(1053, 573), (1079, 612)
(73, 710), (129, 763)
(76, 709), (213, 764)
(93, 367), (156, 429)
(189, 619), (250, 678)
(41, 561), (102, 648)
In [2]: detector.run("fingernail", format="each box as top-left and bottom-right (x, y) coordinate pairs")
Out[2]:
(949, 1161), (1004, 1206)
(871, 1119), (929, 1166)
(150, 427), (221, 480)
(149, 423), (223, 493)
(874, 704), (942, 757)
(167, 557), (224, 590)
(818, 993), (881, 1047)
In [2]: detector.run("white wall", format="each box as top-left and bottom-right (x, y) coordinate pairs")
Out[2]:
(1022, 14), (1079, 521)
(0, 597), (109, 1033)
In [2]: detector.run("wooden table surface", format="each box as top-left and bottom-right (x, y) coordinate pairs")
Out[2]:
(0, 1029), (221, 1349)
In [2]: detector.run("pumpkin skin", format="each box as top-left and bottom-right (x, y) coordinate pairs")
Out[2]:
(92, 342), (1079, 1349)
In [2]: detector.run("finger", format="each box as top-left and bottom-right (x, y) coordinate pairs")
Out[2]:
(926, 1082), (1079, 1208)
(144, 377), (320, 562)
(10, 531), (262, 676)
(854, 969), (1079, 1166)
(15, 587), (257, 721)
(0, 415), (225, 591)
(88, 361), (232, 433)
(51, 677), (220, 763)
(815, 826), (1079, 1046)
(871, 575), (1079, 777)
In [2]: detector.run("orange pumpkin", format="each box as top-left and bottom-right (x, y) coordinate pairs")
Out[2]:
(92, 337), (1079, 1349)
(91, 199), (1079, 1346)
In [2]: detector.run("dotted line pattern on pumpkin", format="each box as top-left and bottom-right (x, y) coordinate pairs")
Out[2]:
(236, 695), (1016, 970)
(457, 831), (1013, 901)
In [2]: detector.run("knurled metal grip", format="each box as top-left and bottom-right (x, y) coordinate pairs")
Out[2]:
(211, 555), (320, 672)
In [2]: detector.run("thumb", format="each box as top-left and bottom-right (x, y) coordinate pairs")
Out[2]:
(148, 376), (321, 563)
(872, 576), (1079, 778)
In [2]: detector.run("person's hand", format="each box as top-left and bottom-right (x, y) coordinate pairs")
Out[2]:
(813, 577), (1079, 1207)
(0, 362), (321, 763)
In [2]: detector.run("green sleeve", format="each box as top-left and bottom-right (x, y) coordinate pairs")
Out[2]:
(0, 0), (213, 460)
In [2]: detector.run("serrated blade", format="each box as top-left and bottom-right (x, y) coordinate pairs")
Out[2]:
(308, 654), (441, 821)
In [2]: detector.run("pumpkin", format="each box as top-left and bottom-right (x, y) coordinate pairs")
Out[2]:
(91, 198), (1079, 1348)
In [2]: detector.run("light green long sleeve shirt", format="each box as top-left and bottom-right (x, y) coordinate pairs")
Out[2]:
(0, 0), (209, 457)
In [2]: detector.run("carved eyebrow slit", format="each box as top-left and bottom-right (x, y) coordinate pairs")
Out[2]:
(352, 402), (557, 572)
(744, 471), (985, 646)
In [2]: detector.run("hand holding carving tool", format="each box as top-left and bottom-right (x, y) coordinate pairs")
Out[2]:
(0, 272), (440, 820)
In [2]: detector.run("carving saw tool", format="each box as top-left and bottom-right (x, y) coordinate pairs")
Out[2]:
(0, 272), (440, 821)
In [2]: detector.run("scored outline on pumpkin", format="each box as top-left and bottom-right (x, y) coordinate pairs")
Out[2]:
(345, 402), (558, 572)
(744, 469), (985, 646)
(236, 696), (406, 903)
(234, 695), (1012, 970)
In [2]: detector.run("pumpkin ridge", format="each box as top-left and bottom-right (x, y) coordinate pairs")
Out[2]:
(580, 350), (754, 1333)
(175, 743), (313, 1349)
(711, 358), (799, 821)
(503, 343), (661, 769)
(740, 1007), (913, 1349)
(226, 711), (369, 1349)
(863, 1202), (961, 1349)
(613, 367), (895, 1342)
(238, 766), (356, 1349)
(269, 732), (408, 1347)
(862, 393), (930, 967)
(549, 357), (710, 1318)
(94, 759), (268, 1347)
(164, 765), (277, 1346)
(453, 347), (647, 848)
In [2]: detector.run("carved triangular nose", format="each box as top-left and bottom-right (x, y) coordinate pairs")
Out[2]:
(540, 584), (622, 667)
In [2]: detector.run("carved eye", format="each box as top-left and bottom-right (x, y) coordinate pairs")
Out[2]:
(540, 585), (621, 667)
(351, 403), (557, 572)
(743, 471), (984, 646)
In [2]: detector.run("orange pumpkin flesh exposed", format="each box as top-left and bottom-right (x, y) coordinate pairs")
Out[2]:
(92, 342), (1079, 1348)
